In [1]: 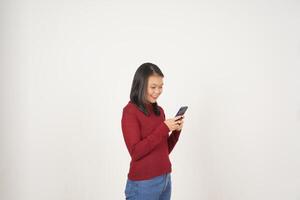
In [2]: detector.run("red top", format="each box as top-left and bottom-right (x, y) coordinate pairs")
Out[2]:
(121, 101), (181, 180)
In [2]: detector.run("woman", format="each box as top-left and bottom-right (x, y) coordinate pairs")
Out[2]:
(121, 62), (185, 200)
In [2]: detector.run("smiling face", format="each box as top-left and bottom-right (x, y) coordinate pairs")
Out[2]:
(145, 75), (164, 103)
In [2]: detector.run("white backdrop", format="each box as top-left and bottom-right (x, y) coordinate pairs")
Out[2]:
(1, 0), (300, 200)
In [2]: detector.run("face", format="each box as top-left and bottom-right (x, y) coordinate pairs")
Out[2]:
(145, 75), (164, 103)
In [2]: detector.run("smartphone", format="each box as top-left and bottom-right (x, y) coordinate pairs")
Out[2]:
(175, 106), (188, 120)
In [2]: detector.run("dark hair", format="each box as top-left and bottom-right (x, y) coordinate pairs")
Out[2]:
(130, 62), (164, 116)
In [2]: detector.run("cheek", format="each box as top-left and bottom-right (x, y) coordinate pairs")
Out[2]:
(147, 88), (154, 95)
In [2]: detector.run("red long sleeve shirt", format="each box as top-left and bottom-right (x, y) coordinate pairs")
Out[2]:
(121, 101), (181, 180)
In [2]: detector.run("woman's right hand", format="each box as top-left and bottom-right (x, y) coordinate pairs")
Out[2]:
(164, 116), (184, 131)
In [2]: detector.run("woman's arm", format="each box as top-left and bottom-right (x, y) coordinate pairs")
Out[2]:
(121, 107), (170, 161)
(160, 108), (182, 154)
(167, 130), (181, 153)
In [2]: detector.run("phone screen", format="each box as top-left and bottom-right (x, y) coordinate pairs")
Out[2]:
(175, 106), (188, 117)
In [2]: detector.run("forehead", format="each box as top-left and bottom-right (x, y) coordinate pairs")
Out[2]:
(148, 75), (164, 85)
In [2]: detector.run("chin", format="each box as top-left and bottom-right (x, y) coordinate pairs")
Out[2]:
(146, 96), (158, 103)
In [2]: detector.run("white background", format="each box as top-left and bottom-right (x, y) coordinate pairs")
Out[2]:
(1, 0), (300, 199)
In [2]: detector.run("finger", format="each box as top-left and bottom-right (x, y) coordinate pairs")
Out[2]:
(175, 116), (183, 121)
(176, 119), (184, 124)
(178, 123), (183, 129)
(174, 123), (180, 127)
(177, 121), (183, 127)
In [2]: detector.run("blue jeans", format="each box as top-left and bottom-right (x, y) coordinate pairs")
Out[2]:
(124, 173), (171, 200)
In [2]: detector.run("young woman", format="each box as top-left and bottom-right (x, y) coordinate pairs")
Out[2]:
(121, 62), (185, 200)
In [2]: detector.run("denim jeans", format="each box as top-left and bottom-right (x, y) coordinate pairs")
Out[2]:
(124, 173), (171, 200)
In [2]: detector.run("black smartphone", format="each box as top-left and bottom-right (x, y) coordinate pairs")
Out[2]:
(175, 106), (188, 120)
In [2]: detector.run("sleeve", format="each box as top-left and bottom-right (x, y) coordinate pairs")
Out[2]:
(167, 130), (181, 154)
(161, 108), (181, 154)
(121, 107), (170, 161)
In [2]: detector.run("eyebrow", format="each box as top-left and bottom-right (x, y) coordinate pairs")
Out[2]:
(150, 83), (164, 86)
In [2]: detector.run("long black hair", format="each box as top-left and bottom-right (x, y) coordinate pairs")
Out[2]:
(130, 62), (164, 116)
